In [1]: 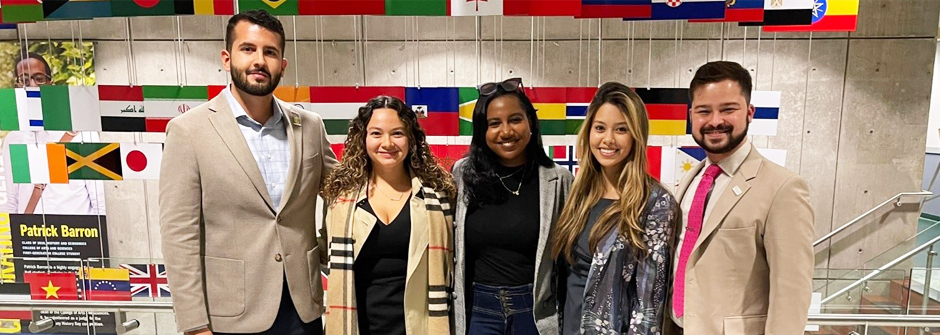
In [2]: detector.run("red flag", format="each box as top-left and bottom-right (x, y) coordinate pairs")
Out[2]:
(505, 0), (579, 16)
(23, 272), (79, 300)
(298, 0), (383, 14)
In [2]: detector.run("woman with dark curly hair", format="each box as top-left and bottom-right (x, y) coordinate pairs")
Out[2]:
(452, 78), (573, 335)
(321, 95), (456, 335)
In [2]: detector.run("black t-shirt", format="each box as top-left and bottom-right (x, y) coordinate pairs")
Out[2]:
(563, 198), (616, 335)
(354, 196), (411, 335)
(465, 163), (541, 286)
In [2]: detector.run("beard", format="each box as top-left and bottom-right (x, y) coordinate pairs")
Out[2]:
(693, 121), (749, 154)
(231, 64), (281, 96)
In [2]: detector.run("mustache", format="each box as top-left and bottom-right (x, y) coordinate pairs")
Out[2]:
(245, 67), (271, 77)
(701, 123), (734, 133)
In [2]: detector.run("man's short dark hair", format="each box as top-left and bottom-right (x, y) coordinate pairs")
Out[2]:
(225, 10), (285, 54)
(13, 49), (52, 76)
(689, 61), (752, 104)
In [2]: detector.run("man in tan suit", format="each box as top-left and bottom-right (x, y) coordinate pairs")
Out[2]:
(160, 10), (337, 335)
(667, 61), (814, 335)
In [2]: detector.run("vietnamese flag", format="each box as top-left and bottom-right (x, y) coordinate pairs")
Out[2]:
(23, 272), (79, 300)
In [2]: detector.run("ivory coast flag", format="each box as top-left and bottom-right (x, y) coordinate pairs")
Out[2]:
(9, 143), (69, 184)
(458, 87), (478, 136)
(40, 85), (102, 132)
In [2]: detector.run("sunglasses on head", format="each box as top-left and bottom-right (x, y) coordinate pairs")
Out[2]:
(477, 78), (524, 96)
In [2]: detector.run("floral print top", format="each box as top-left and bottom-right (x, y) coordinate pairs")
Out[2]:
(578, 184), (678, 335)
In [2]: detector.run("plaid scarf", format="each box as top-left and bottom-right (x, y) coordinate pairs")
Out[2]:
(324, 177), (454, 335)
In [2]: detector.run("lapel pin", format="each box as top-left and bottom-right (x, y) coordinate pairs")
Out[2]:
(733, 186), (742, 196)
(291, 114), (302, 127)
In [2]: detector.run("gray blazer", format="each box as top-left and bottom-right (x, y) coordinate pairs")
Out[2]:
(452, 157), (574, 335)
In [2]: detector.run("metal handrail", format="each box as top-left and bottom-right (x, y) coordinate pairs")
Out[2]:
(0, 299), (173, 313)
(808, 314), (940, 327)
(821, 232), (940, 304)
(814, 191), (932, 247)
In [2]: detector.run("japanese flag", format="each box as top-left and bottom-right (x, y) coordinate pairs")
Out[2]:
(120, 143), (163, 180)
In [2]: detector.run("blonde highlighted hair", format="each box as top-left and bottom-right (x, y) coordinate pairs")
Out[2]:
(552, 82), (656, 262)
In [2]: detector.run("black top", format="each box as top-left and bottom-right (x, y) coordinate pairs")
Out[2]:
(465, 162), (541, 286)
(563, 198), (616, 335)
(354, 196), (411, 335)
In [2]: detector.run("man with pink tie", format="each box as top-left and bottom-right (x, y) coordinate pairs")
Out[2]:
(666, 61), (814, 335)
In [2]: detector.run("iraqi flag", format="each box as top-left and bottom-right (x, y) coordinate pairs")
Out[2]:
(99, 85), (146, 132)
(406, 87), (459, 136)
(120, 143), (163, 180)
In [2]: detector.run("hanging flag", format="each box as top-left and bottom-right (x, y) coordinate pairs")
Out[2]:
(565, 87), (595, 135)
(0, 283), (32, 320)
(310, 86), (406, 135)
(119, 143), (163, 180)
(120, 264), (170, 298)
(0, 88), (29, 131)
(544, 145), (578, 174)
(330, 143), (345, 161)
(274, 86), (312, 111)
(763, 0), (857, 32)
(238, 0), (298, 15)
(40, 85), (102, 132)
(386, 0), (446, 15)
(749, 90), (780, 136)
(650, 0), (725, 20)
(65, 142), (123, 181)
(24, 87), (44, 130)
(42, 0), (110, 19)
(143, 85), (207, 133)
(634, 88), (688, 135)
(450, 0), (503, 16)
(458, 87), (478, 136)
(579, 0), (651, 19)
(8, 143), (64, 184)
(0, 3), (16, 28)
(110, 0), (177, 16)
(690, 0), (763, 22)
(193, 0), (235, 14)
(298, 0), (383, 14)
(647, 145), (676, 185)
(527, 87), (567, 136)
(46, 143), (69, 184)
(406, 87), (459, 136)
(99, 85), (146, 132)
(23, 272), (79, 300)
(430, 145), (469, 171)
(504, 0), (580, 16)
(81, 267), (131, 301)
(0, 0), (42, 23)
(760, 0), (813, 26)
(675, 146), (706, 182)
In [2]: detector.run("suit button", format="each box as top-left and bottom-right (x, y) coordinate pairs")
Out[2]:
(275, 253), (283, 262)
(277, 217), (283, 223)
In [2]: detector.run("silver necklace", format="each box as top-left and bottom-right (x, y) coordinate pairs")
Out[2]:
(371, 181), (407, 201)
(496, 165), (526, 196)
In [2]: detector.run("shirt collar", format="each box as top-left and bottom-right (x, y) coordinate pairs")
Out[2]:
(705, 140), (752, 177)
(223, 84), (283, 127)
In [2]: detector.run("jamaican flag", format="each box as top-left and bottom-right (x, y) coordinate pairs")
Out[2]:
(65, 143), (123, 181)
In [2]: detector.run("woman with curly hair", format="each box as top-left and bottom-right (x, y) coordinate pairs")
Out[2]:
(452, 78), (573, 335)
(552, 82), (679, 335)
(321, 95), (456, 335)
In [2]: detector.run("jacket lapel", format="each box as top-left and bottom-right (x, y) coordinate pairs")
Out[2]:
(406, 177), (429, 286)
(691, 147), (762, 255)
(351, 186), (374, 257)
(276, 102), (303, 213)
(206, 95), (274, 212)
(534, 165), (559, 282)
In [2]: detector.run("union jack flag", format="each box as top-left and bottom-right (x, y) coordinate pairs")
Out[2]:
(120, 264), (171, 298)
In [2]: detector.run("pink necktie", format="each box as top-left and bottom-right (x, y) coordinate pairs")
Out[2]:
(673, 163), (723, 318)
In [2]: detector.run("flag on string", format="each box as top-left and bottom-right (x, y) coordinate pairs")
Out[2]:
(385, 0), (446, 15)
(650, 0), (725, 20)
(110, 0), (177, 16)
(458, 87), (478, 136)
(193, 0), (235, 14)
(565, 87), (595, 135)
(99, 85), (146, 132)
(527, 87), (567, 136)
(40, 85), (102, 132)
(763, 0), (857, 32)
(579, 0), (651, 19)
(143, 85), (208, 133)
(310, 86), (406, 135)
(0, 0), (42, 23)
(42, 0), (110, 19)
(120, 143), (163, 180)
(634, 88), (688, 136)
(450, 0), (503, 16)
(238, 0), (298, 15)
(65, 142), (123, 181)
(406, 87), (459, 136)
(298, 0), (384, 15)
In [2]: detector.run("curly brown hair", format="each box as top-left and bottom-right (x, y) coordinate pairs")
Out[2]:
(322, 95), (457, 202)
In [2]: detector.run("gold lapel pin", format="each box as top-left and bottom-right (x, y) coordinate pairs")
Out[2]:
(291, 114), (302, 127)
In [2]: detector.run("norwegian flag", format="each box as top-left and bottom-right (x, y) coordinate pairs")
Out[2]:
(544, 146), (579, 175)
(120, 264), (171, 298)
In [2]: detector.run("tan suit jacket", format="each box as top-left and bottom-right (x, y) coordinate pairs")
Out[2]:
(159, 94), (338, 333)
(666, 146), (814, 335)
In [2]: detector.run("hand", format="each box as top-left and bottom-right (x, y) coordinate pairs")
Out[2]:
(184, 328), (212, 335)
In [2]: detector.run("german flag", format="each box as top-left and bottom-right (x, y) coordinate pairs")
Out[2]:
(65, 143), (123, 181)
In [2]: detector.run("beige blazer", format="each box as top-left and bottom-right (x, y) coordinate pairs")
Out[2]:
(159, 94), (338, 333)
(666, 146), (814, 335)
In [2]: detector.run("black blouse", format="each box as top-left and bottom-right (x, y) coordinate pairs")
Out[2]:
(354, 196), (411, 335)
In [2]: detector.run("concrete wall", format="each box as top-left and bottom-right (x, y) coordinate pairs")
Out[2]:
(1, 0), (938, 332)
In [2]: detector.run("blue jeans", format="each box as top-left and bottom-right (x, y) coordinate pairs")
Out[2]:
(467, 283), (539, 335)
